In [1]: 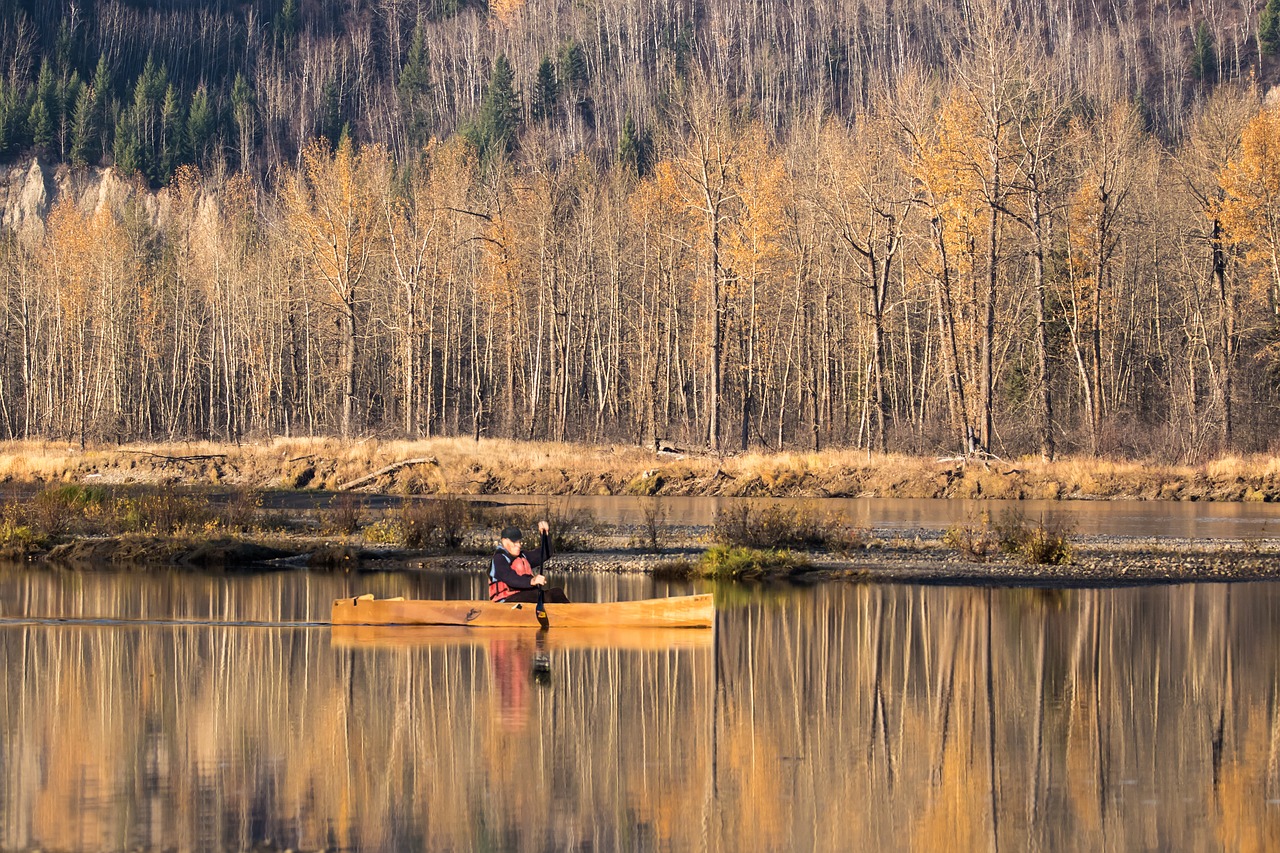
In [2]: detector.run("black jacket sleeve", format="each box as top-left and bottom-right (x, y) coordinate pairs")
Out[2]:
(524, 530), (553, 570)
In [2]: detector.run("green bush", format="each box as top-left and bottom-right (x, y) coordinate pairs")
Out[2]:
(651, 559), (696, 581)
(991, 508), (1072, 565)
(697, 545), (808, 580)
(1017, 518), (1073, 565)
(0, 513), (45, 549)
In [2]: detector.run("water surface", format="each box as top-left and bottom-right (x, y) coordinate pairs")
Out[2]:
(2, 569), (1278, 850)
(490, 494), (1280, 539)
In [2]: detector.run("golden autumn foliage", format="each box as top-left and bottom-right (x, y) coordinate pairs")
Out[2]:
(1217, 104), (1280, 301)
(284, 137), (389, 309)
(7, 82), (1280, 454)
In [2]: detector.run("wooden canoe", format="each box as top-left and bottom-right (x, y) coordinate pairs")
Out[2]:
(331, 624), (714, 651)
(330, 593), (714, 629)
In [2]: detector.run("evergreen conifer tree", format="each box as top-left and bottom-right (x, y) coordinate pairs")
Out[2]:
(1261, 0), (1280, 55)
(231, 72), (255, 169)
(398, 23), (432, 149)
(321, 79), (344, 147)
(70, 83), (97, 166)
(186, 85), (214, 166)
(91, 56), (111, 159)
(28, 98), (52, 152)
(532, 57), (558, 121)
(463, 54), (520, 162)
(557, 40), (588, 91)
(618, 112), (649, 177)
(30, 60), (57, 152)
(275, 0), (299, 53)
(53, 72), (82, 160)
(113, 107), (142, 175)
(160, 83), (184, 181)
(0, 82), (8, 155)
(1192, 21), (1218, 82)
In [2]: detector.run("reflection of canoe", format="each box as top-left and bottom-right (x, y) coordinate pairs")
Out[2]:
(331, 624), (714, 651)
(331, 593), (714, 629)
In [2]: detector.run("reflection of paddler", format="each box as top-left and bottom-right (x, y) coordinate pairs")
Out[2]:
(489, 635), (533, 727)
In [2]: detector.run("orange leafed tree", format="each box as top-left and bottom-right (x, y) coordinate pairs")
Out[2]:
(384, 137), (476, 436)
(40, 199), (132, 444)
(282, 137), (389, 437)
(723, 125), (792, 450)
(911, 89), (986, 453)
(1217, 103), (1280, 324)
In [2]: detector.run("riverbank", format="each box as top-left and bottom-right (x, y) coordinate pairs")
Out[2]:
(4, 437), (1280, 583)
(11, 513), (1280, 586)
(4, 437), (1280, 501)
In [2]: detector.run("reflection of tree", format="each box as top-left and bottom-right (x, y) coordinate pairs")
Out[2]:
(0, 572), (715, 851)
(4, 574), (1280, 849)
(712, 583), (1280, 849)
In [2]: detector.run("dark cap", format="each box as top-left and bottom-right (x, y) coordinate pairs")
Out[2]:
(500, 526), (522, 542)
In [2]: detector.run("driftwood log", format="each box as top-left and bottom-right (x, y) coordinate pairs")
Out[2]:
(336, 457), (437, 492)
(122, 450), (228, 463)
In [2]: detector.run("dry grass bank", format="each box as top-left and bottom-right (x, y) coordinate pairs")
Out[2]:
(1, 439), (1279, 501)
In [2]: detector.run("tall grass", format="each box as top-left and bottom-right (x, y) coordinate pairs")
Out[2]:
(945, 509), (1073, 565)
(712, 502), (865, 552)
(0, 484), (266, 546)
(0, 439), (1278, 501)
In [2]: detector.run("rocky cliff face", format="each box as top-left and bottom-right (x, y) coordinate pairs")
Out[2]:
(0, 158), (170, 243)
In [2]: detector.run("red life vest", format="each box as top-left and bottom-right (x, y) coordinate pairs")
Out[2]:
(489, 550), (533, 601)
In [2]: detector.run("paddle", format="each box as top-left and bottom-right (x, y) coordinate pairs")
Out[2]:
(535, 588), (548, 629)
(532, 522), (552, 677)
(535, 520), (551, 630)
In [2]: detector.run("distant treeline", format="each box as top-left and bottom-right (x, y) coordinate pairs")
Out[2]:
(1, 0), (1280, 458)
(2, 0), (1279, 180)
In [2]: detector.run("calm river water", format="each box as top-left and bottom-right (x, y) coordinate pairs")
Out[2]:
(481, 495), (1280, 539)
(2, 568), (1278, 851)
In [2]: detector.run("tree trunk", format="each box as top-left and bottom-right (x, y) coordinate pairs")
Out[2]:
(403, 295), (416, 436)
(981, 198), (998, 453)
(709, 220), (722, 451)
(340, 299), (356, 438)
(931, 217), (971, 453)
(1031, 202), (1054, 460)
(1212, 218), (1233, 449)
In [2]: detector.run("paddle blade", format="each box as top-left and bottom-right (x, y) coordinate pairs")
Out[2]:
(536, 589), (548, 629)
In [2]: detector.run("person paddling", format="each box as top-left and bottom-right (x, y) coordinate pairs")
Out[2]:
(488, 520), (570, 603)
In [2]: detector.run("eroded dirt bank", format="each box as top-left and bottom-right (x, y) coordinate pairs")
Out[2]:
(5, 437), (1280, 501)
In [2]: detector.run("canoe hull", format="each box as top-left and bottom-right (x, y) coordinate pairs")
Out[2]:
(331, 624), (714, 651)
(330, 593), (714, 629)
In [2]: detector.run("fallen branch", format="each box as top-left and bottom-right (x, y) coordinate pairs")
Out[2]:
(121, 450), (227, 463)
(336, 457), (437, 492)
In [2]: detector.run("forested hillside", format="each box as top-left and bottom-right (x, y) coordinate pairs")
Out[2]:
(1, 0), (1279, 458)
(3, 0), (1278, 177)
